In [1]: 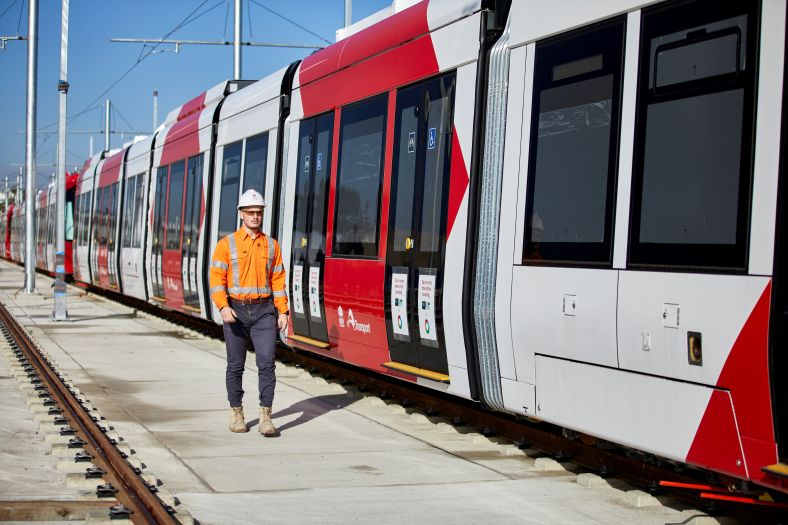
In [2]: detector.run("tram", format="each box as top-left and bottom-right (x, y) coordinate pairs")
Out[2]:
(9, 0), (788, 494)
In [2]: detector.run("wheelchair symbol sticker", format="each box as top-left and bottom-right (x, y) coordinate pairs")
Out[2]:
(428, 127), (436, 150)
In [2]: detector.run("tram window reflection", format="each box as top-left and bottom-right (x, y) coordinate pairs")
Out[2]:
(334, 94), (387, 257)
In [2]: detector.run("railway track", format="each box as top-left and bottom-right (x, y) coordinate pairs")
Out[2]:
(0, 299), (188, 525)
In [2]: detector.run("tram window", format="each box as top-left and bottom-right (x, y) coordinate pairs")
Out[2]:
(219, 142), (242, 239)
(166, 161), (185, 250)
(629, 0), (756, 270)
(122, 177), (136, 248)
(80, 191), (90, 245)
(333, 94), (387, 257)
(83, 191), (92, 245)
(153, 167), (168, 251)
(184, 154), (203, 254)
(65, 202), (73, 241)
(523, 19), (625, 265)
(109, 183), (118, 247)
(242, 133), (268, 194)
(132, 174), (145, 248)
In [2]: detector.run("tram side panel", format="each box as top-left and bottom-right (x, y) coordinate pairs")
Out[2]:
(493, 0), (784, 491)
(210, 68), (290, 323)
(119, 136), (154, 301)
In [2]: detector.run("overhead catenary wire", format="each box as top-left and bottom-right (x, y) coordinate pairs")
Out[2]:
(38, 0), (221, 132)
(15, 0), (24, 33)
(112, 104), (135, 134)
(0, 0), (20, 21)
(248, 0), (332, 45)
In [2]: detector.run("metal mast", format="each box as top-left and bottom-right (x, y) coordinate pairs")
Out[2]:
(153, 89), (158, 131)
(345, 0), (352, 27)
(24, 0), (38, 293)
(234, 0), (242, 79)
(53, 0), (69, 320)
(104, 99), (110, 151)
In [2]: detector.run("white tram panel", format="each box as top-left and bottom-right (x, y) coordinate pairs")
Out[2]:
(423, 4), (484, 398)
(192, 86), (225, 320)
(509, 0), (660, 45)
(120, 135), (154, 301)
(618, 272), (769, 385)
(215, 68), (288, 240)
(749, 0), (787, 276)
(74, 153), (102, 285)
(612, 11), (641, 270)
(534, 355), (728, 466)
(279, 117), (300, 319)
(210, 69), (289, 323)
(442, 61), (477, 399)
(426, 2), (484, 399)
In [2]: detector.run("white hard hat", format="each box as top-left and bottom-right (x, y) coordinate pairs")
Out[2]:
(237, 189), (266, 209)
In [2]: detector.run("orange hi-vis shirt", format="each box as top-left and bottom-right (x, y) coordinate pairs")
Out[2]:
(209, 228), (289, 314)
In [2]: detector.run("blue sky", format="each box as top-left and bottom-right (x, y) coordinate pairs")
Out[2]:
(0, 0), (390, 191)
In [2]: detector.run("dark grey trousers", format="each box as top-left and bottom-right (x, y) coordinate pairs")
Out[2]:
(223, 300), (277, 407)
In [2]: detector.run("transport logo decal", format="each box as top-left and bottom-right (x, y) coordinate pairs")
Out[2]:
(345, 308), (371, 335)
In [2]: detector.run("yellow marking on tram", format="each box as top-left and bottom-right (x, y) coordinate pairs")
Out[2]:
(382, 361), (450, 383)
(288, 334), (331, 349)
(762, 463), (788, 479)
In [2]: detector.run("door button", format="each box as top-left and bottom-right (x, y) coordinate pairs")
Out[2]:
(405, 237), (413, 250)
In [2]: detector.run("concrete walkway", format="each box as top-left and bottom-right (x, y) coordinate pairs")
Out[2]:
(0, 260), (726, 525)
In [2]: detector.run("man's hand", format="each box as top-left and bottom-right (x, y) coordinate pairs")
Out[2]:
(277, 313), (289, 331)
(220, 306), (238, 324)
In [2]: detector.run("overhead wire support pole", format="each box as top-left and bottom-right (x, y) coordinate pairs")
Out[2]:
(153, 89), (158, 132)
(234, 0), (242, 79)
(104, 99), (110, 152)
(24, 0), (38, 294)
(53, 0), (69, 321)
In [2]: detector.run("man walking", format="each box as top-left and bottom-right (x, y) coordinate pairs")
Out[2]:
(209, 189), (289, 436)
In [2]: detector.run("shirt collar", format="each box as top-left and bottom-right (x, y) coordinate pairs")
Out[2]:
(236, 227), (264, 241)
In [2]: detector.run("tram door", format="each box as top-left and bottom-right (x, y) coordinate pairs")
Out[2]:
(385, 74), (455, 374)
(181, 155), (203, 310)
(151, 167), (167, 301)
(290, 113), (333, 343)
(162, 160), (185, 306)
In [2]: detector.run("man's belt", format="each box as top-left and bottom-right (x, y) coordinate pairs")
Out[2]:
(229, 297), (270, 305)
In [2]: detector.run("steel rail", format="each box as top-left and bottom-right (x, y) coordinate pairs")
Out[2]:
(0, 302), (181, 525)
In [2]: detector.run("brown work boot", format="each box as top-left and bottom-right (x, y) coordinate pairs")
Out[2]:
(258, 406), (277, 436)
(229, 406), (248, 433)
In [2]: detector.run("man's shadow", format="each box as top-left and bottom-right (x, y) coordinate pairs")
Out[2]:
(249, 393), (356, 435)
